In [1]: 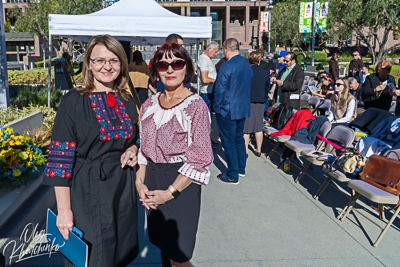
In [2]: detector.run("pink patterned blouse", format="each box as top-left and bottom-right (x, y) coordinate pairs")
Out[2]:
(138, 93), (213, 185)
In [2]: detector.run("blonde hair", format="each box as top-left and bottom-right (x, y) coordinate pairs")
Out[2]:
(78, 35), (129, 100)
(331, 79), (350, 109)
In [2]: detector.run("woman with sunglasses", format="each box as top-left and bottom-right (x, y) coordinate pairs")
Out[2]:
(327, 79), (357, 124)
(328, 52), (341, 82)
(362, 60), (396, 111)
(42, 35), (140, 266)
(136, 42), (213, 267)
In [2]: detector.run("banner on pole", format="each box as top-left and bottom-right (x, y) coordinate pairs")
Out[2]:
(260, 11), (269, 32)
(299, 2), (313, 33)
(316, 2), (328, 33)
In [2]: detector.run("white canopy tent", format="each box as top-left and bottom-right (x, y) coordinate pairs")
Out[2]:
(47, 0), (212, 106)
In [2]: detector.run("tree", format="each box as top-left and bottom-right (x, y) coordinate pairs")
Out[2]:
(329, 0), (400, 65)
(8, 0), (105, 58)
(271, 0), (328, 58)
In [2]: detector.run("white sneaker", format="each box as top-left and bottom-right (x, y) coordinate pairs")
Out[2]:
(239, 173), (245, 177)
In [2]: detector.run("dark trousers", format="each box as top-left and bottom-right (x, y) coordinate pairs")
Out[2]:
(216, 112), (246, 180)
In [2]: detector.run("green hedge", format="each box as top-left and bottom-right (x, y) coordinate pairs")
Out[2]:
(8, 68), (83, 85)
(294, 51), (327, 62)
(9, 85), (63, 108)
(34, 57), (58, 68)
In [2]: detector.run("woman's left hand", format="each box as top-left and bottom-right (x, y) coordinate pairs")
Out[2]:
(121, 146), (138, 168)
(140, 190), (173, 210)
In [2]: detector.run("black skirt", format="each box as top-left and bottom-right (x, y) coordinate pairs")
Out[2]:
(144, 160), (201, 263)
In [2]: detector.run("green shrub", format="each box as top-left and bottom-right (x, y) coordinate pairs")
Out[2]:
(0, 104), (57, 126)
(8, 68), (83, 85)
(293, 51), (327, 62)
(341, 51), (353, 59)
(34, 57), (58, 68)
(9, 85), (63, 108)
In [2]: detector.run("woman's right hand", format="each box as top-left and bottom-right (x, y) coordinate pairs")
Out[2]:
(136, 182), (152, 210)
(56, 208), (74, 240)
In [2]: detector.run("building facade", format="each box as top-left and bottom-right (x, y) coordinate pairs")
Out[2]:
(157, 0), (269, 50)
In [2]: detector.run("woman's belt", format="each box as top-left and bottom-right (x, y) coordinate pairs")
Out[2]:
(76, 155), (121, 181)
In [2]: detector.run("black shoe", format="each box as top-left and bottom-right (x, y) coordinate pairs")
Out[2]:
(217, 174), (240, 185)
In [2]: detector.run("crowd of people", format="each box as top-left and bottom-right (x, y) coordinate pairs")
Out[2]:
(43, 32), (400, 267)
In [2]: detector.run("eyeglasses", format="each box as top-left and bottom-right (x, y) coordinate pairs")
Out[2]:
(334, 83), (344, 86)
(381, 68), (391, 72)
(90, 58), (121, 66)
(283, 60), (291, 63)
(156, 60), (186, 71)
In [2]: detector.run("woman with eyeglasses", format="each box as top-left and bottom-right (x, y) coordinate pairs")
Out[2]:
(136, 42), (213, 267)
(327, 79), (357, 123)
(328, 52), (341, 82)
(362, 60), (396, 111)
(42, 35), (140, 266)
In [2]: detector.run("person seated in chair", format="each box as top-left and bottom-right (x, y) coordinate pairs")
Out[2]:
(328, 79), (357, 124)
(311, 74), (334, 99)
(348, 77), (364, 109)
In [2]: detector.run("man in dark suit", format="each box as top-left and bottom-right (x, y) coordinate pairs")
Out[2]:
(272, 52), (304, 110)
(213, 38), (253, 184)
(265, 53), (277, 73)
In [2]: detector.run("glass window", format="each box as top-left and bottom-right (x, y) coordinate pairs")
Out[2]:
(230, 16), (235, 24)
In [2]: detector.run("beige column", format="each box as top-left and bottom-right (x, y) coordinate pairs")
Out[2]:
(225, 6), (230, 40)
(186, 6), (191, 17)
(181, 6), (185, 16)
(245, 6), (250, 43)
(206, 6), (211, 45)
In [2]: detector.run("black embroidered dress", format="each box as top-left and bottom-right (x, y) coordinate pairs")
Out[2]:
(42, 89), (139, 267)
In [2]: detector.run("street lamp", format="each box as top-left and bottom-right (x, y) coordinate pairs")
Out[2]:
(267, 0), (273, 54)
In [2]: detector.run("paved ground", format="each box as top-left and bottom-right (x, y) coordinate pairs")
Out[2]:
(2, 122), (400, 266)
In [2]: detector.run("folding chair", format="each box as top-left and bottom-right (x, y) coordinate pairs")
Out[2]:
(300, 94), (311, 102)
(337, 148), (400, 247)
(316, 99), (331, 116)
(307, 96), (320, 109)
(301, 85), (309, 92)
(284, 120), (331, 154)
(303, 80), (310, 86)
(308, 80), (318, 87)
(304, 76), (310, 80)
(389, 102), (396, 114)
(295, 126), (355, 184)
(263, 103), (281, 137)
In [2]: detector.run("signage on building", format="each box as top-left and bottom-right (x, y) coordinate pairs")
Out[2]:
(299, 2), (313, 33)
(259, 11), (269, 32)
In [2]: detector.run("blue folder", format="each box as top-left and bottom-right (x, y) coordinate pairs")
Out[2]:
(46, 209), (88, 267)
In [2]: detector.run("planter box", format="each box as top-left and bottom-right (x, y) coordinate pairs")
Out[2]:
(5, 111), (43, 135)
(0, 111), (46, 230)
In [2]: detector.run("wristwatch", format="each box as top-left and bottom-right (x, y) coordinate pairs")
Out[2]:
(168, 185), (181, 199)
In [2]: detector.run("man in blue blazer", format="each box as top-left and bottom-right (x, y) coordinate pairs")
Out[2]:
(213, 38), (253, 184)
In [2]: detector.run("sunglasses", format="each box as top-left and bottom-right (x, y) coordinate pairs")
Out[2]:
(156, 60), (186, 71)
(381, 68), (391, 72)
(334, 83), (344, 86)
(283, 60), (291, 63)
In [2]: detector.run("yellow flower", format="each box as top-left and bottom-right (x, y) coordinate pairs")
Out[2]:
(12, 169), (22, 177)
(18, 151), (28, 160)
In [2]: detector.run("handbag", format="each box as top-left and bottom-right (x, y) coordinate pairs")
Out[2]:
(331, 147), (366, 175)
(359, 151), (400, 196)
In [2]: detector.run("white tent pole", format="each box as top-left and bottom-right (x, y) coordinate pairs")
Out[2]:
(196, 38), (200, 95)
(48, 34), (52, 107)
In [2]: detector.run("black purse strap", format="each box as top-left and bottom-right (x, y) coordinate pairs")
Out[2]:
(127, 75), (141, 110)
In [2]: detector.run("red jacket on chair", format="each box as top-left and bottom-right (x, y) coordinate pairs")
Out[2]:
(271, 109), (315, 137)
